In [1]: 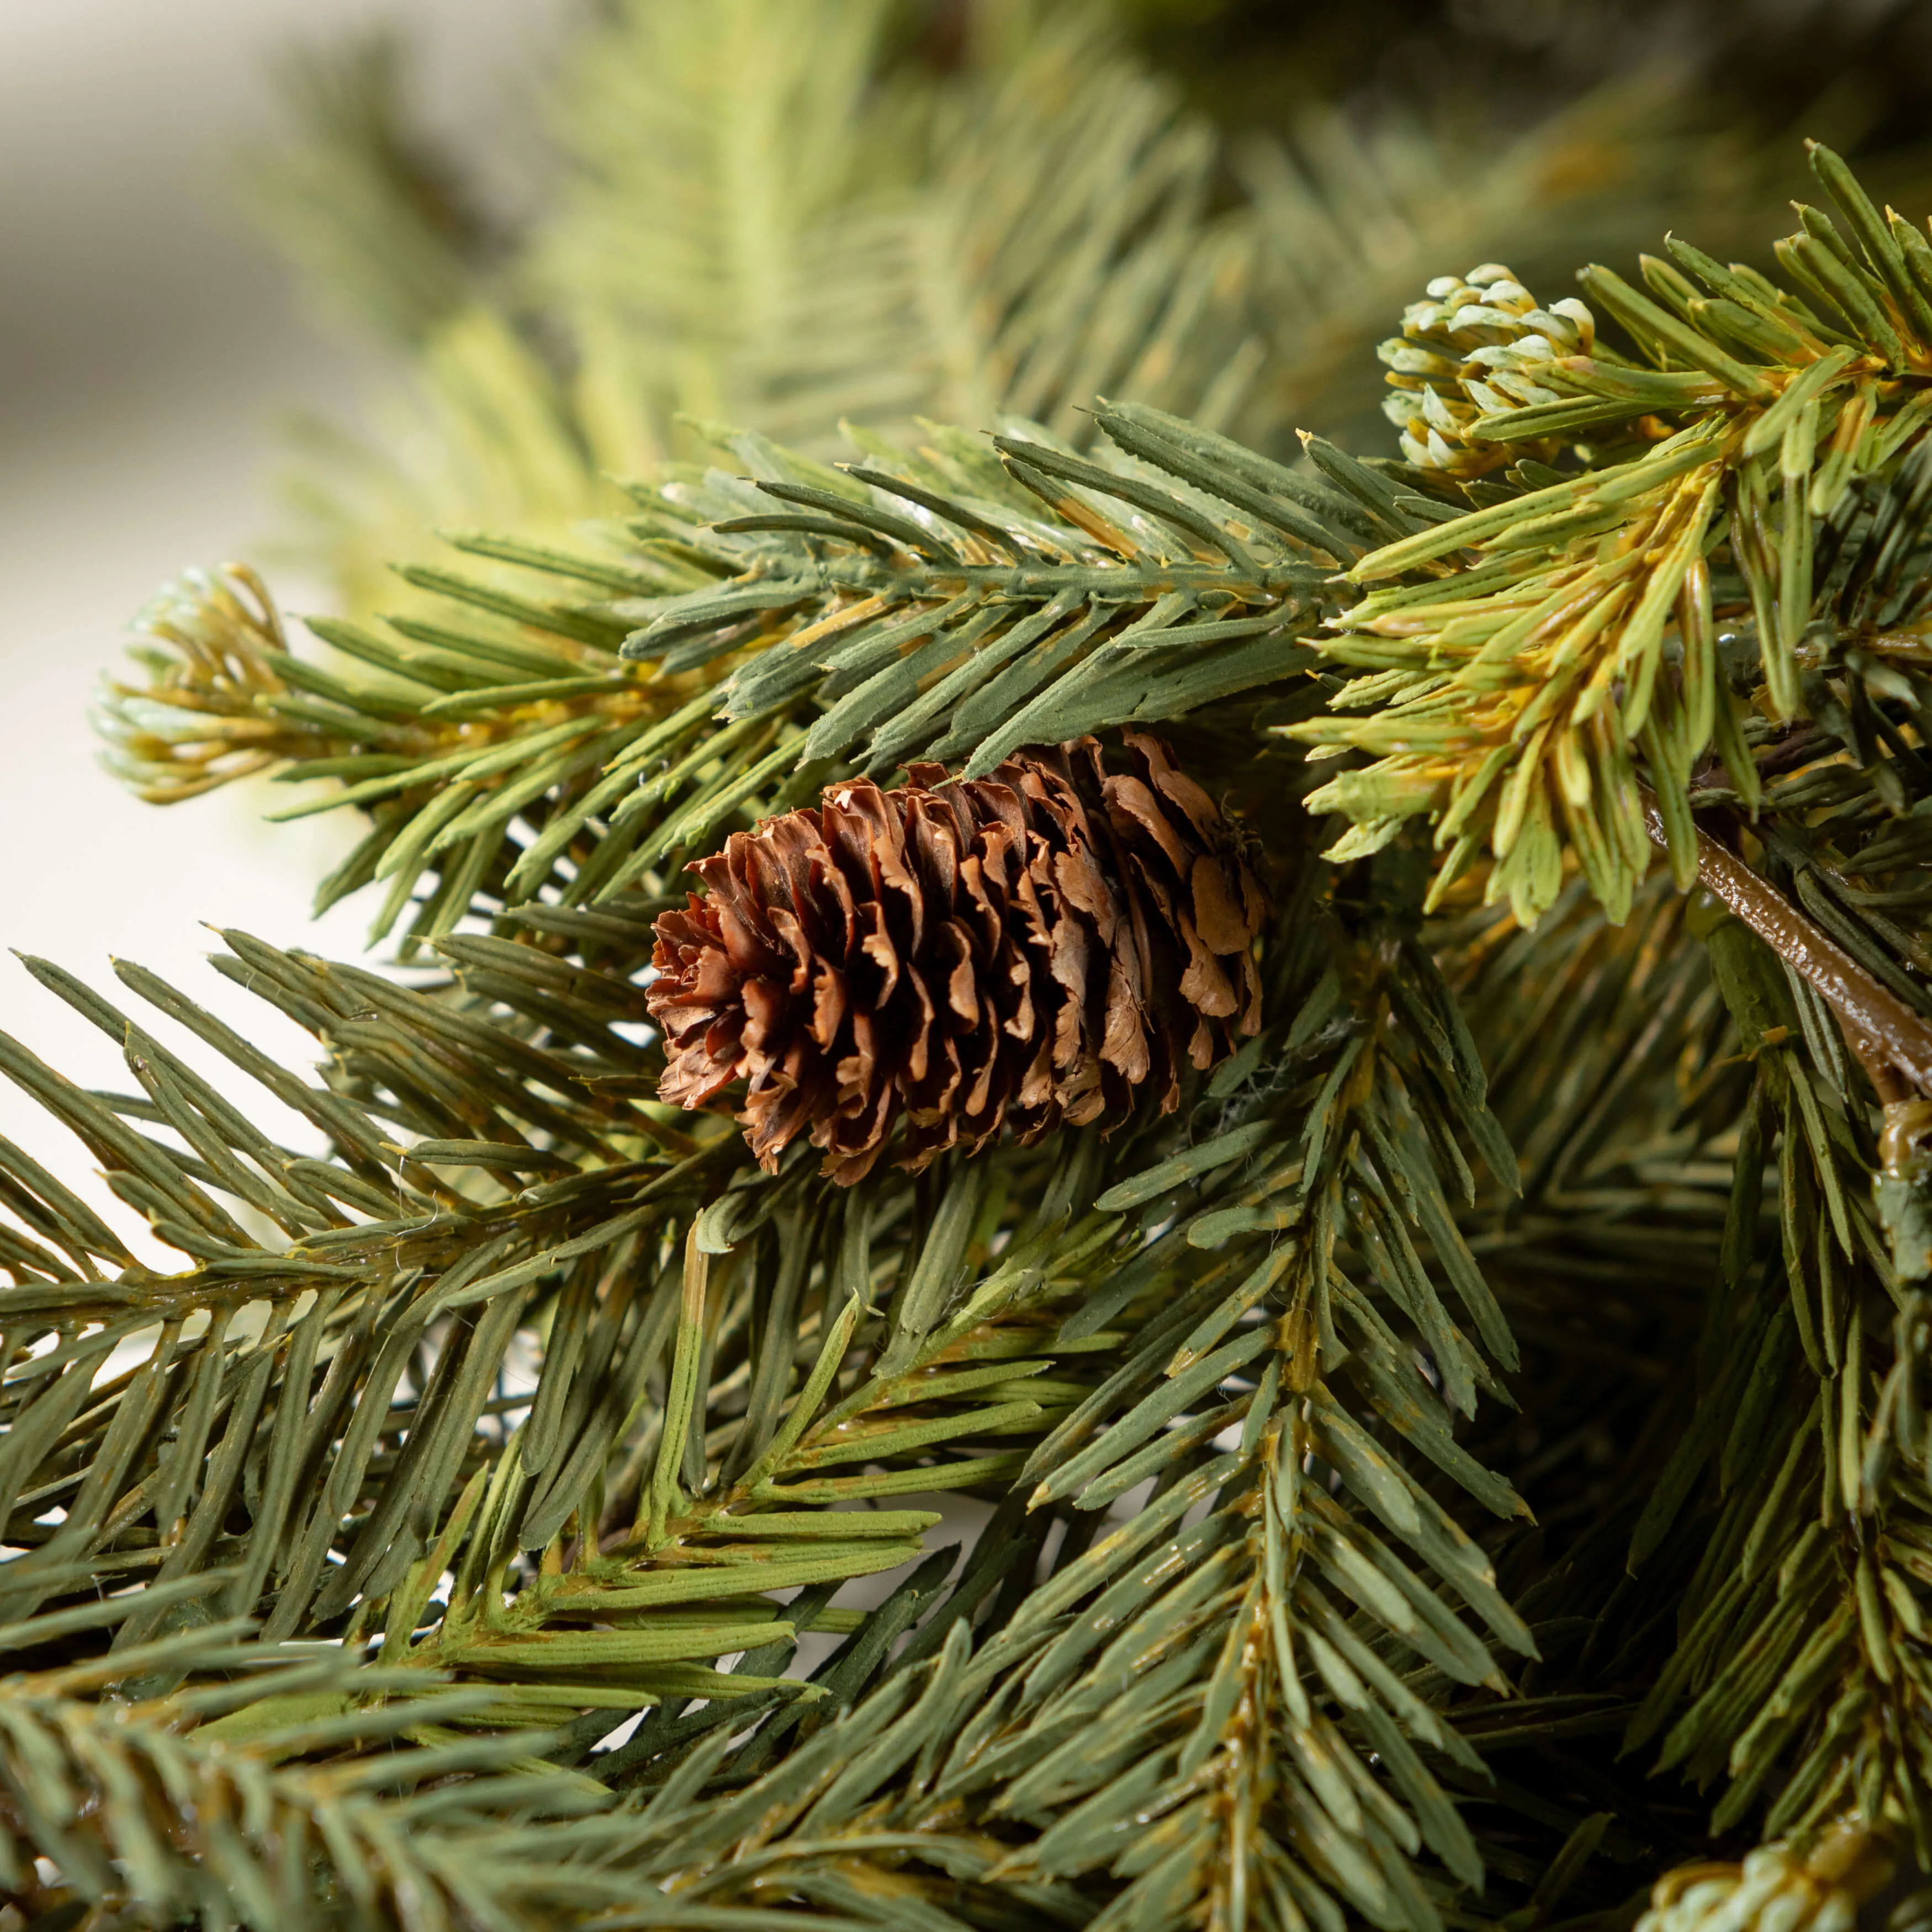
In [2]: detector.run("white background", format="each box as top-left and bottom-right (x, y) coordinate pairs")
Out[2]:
(0, 0), (573, 1253)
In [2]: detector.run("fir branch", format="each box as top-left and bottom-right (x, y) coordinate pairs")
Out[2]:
(1640, 795), (1932, 1091)
(0, 817), (1547, 1926)
(62, 34), (1932, 1919)
(1289, 142), (1932, 929)
(97, 409), (1348, 954)
(0, 1596), (610, 1931)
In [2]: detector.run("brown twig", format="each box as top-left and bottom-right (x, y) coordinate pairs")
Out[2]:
(1839, 1009), (1914, 1107)
(1642, 800), (1932, 1094)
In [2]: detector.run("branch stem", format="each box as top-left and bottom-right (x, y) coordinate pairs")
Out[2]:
(1643, 800), (1932, 1093)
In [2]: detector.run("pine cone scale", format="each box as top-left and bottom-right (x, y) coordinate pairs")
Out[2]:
(1193, 856), (1255, 956)
(938, 924), (975, 1026)
(810, 962), (847, 1049)
(648, 733), (1268, 1182)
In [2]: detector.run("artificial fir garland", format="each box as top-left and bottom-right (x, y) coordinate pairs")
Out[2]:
(17, 9), (1932, 1920)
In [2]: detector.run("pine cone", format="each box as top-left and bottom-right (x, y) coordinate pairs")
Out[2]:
(1633, 1823), (1894, 1932)
(648, 732), (1268, 1183)
(1378, 264), (1595, 477)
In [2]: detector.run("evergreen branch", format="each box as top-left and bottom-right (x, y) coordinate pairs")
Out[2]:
(1640, 795), (1932, 1091)
(0, 917), (1095, 1666)
(621, 407), (1349, 793)
(531, 2), (1265, 462)
(1601, 905), (1932, 1862)
(97, 410), (1352, 952)
(772, 858), (1537, 1931)
(66, 29), (1932, 1915)
(0, 1596), (610, 1930)
(1290, 143), (1932, 928)
(0, 806), (1547, 1925)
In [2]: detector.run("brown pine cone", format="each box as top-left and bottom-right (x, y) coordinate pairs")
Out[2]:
(647, 732), (1268, 1184)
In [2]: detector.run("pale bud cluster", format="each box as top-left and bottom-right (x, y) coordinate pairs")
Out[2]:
(1633, 1824), (1896, 1932)
(1378, 263), (1595, 476)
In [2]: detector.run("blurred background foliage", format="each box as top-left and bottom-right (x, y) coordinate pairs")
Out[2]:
(260, 0), (1932, 623)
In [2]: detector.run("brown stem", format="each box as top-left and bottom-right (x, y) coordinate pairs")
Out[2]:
(1835, 1001), (1932, 1173)
(1838, 1008), (1913, 1108)
(1642, 800), (1932, 1093)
